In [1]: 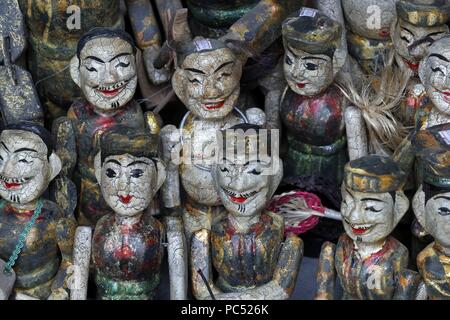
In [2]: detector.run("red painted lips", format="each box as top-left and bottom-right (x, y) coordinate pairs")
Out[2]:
(352, 227), (370, 235)
(230, 196), (248, 203)
(4, 182), (21, 190)
(119, 195), (133, 204)
(403, 58), (419, 72)
(297, 83), (306, 89)
(97, 87), (123, 97)
(440, 91), (450, 103)
(204, 101), (225, 110)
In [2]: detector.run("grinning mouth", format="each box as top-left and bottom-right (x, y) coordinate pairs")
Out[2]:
(402, 57), (419, 72)
(95, 80), (128, 97)
(222, 188), (258, 203)
(0, 174), (31, 190)
(345, 219), (373, 235)
(203, 100), (225, 110)
(437, 90), (450, 103)
(379, 28), (390, 38)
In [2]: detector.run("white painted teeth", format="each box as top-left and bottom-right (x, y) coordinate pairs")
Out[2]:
(0, 174), (30, 184)
(97, 81), (125, 91)
(223, 188), (257, 198)
(350, 223), (372, 230)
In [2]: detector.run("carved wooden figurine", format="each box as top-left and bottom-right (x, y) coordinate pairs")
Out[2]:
(191, 124), (303, 299)
(77, 127), (187, 300)
(17, 0), (180, 120)
(412, 124), (450, 300)
(55, 28), (159, 228)
(160, 34), (266, 241)
(416, 35), (450, 129)
(0, 0), (44, 127)
(341, 0), (397, 75)
(391, 0), (449, 127)
(317, 0), (396, 75)
(315, 155), (419, 299)
(0, 122), (76, 300)
(277, 8), (347, 185)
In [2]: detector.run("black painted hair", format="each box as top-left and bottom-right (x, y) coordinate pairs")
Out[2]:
(220, 123), (274, 158)
(99, 125), (159, 165)
(4, 121), (54, 158)
(423, 182), (450, 202)
(77, 27), (137, 60)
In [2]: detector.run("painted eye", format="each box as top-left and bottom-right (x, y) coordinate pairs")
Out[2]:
(365, 206), (382, 213)
(218, 73), (231, 79)
(248, 168), (261, 175)
(189, 78), (200, 84)
(131, 169), (144, 178)
(305, 63), (318, 71)
(220, 167), (229, 173)
(400, 36), (410, 43)
(438, 207), (450, 216)
(116, 62), (130, 68)
(431, 66), (444, 74)
(106, 168), (117, 178)
(285, 55), (293, 65)
(18, 159), (30, 164)
(85, 66), (97, 72)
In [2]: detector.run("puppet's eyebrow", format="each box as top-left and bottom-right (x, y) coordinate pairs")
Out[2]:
(106, 159), (121, 166)
(429, 53), (450, 63)
(109, 53), (131, 62)
(401, 27), (414, 35)
(361, 198), (384, 203)
(14, 148), (37, 153)
(1, 142), (9, 152)
(184, 67), (205, 74)
(287, 46), (298, 57)
(127, 160), (151, 167)
(85, 56), (105, 63)
(215, 61), (234, 72)
(301, 56), (328, 61)
(434, 195), (450, 201)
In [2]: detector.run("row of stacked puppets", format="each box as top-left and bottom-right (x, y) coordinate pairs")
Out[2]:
(0, 0), (450, 300)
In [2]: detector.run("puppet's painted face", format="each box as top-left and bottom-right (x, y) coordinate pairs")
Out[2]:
(78, 37), (137, 111)
(0, 130), (52, 204)
(342, 0), (396, 40)
(100, 154), (156, 216)
(392, 19), (448, 71)
(341, 187), (399, 243)
(283, 46), (334, 96)
(414, 187), (450, 248)
(172, 48), (242, 120)
(419, 42), (450, 114)
(214, 155), (274, 217)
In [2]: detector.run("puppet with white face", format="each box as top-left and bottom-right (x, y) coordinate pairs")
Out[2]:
(412, 124), (450, 299)
(190, 124), (303, 300)
(315, 155), (420, 300)
(0, 122), (76, 300)
(277, 8), (347, 186)
(417, 36), (450, 129)
(55, 28), (158, 228)
(85, 127), (186, 300)
(390, 0), (449, 127)
(340, 0), (397, 75)
(160, 25), (266, 244)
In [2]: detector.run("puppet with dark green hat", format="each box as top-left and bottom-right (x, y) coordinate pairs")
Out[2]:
(69, 126), (188, 300)
(412, 123), (450, 299)
(277, 7), (347, 186)
(315, 154), (420, 300)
